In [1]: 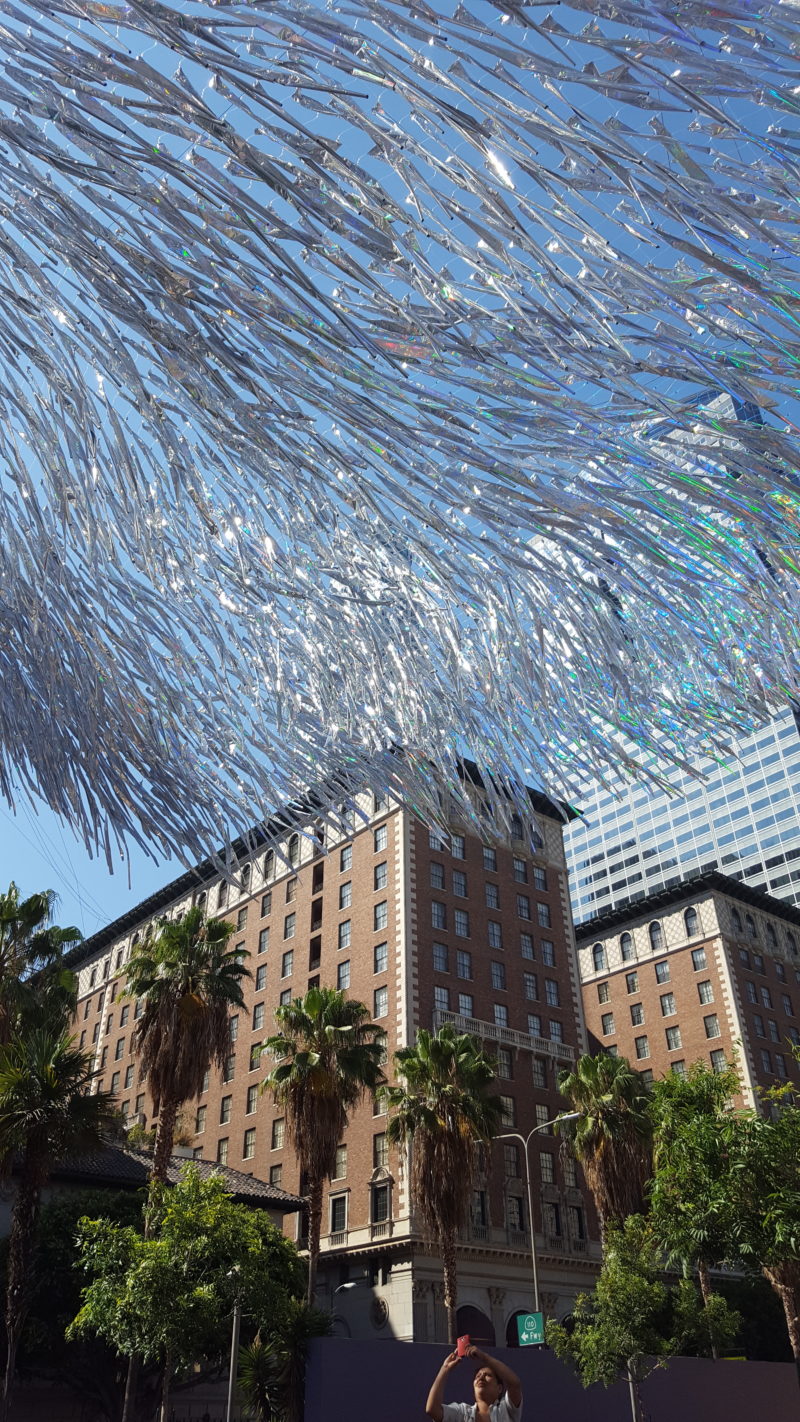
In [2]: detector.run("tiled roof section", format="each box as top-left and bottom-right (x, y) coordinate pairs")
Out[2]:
(45, 1143), (305, 1211)
(574, 869), (800, 943)
(67, 761), (574, 969)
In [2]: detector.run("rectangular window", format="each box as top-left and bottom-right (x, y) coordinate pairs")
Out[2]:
(220, 1095), (232, 1125)
(655, 961), (670, 984)
(111, 1071), (120, 1093)
(283, 913), (296, 940)
(541, 941), (556, 967)
(537, 903), (552, 928)
(704, 1014), (721, 1039)
(249, 1044), (262, 1071)
(456, 950), (472, 980)
(513, 857), (527, 883)
(485, 882), (500, 909)
(340, 844), (352, 872)
(483, 847), (497, 873)
(517, 895), (531, 921)
(597, 981), (609, 1004)
(626, 971), (639, 994)
(271, 1118), (285, 1150)
(281, 950), (293, 978)
(666, 1025), (683, 1051)
(195, 1104), (207, 1133)
(533, 867), (547, 892)
(691, 947), (707, 971)
(135, 1093), (145, 1115)
(261, 892), (272, 918)
(754, 954), (765, 974)
(746, 981), (758, 1004)
(430, 861), (445, 890)
(494, 1003), (509, 1028)
(783, 994), (795, 1017)
(330, 1195), (348, 1234)
(660, 992), (676, 1017)
(710, 1049), (726, 1073)
(458, 993), (474, 1018)
(549, 1020), (564, 1043)
(429, 828), (444, 850)
(337, 920), (351, 951)
(446, 833), (464, 860)
(484, 922), (501, 952)
(454, 909), (470, 938)
(776, 1053), (788, 1080)
(125, 1064), (135, 1089)
(115, 1038), (125, 1060)
(433, 942), (449, 973)
(453, 871), (468, 898)
(120, 1004), (130, 1027)
(217, 1138), (229, 1166)
(374, 862), (388, 891)
(545, 979), (560, 1008)
(238, 907), (249, 930)
(635, 1035), (650, 1060)
(279, 988), (291, 1006)
(740, 948), (751, 969)
(246, 1084), (259, 1115)
(528, 1013), (543, 1037)
(524, 972), (538, 1002)
(337, 960), (351, 990)
(372, 1131), (389, 1169)
(499, 1095), (515, 1127)
(374, 901), (388, 932)
(630, 1003), (644, 1026)
(497, 1047), (513, 1080)
(374, 941), (388, 974)
(432, 902), (447, 930)
(760, 1048), (773, 1074)
(532, 1057), (547, 1088)
(754, 1014), (765, 1038)
(698, 980), (714, 1005)
(339, 880), (352, 909)
(243, 1128), (256, 1160)
(258, 927), (269, 956)
(504, 1142), (520, 1175)
(256, 963), (267, 991)
(374, 987), (389, 1019)
(434, 984), (450, 1013)
(491, 961), (507, 991)
(761, 986), (773, 1009)
(769, 1020), (780, 1044)
(601, 1012), (615, 1036)
(520, 933), (534, 960)
(540, 1152), (555, 1184)
(269, 1164), (282, 1187)
(333, 1145), (347, 1180)
(374, 824), (388, 852)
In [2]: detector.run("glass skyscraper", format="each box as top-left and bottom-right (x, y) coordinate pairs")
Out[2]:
(565, 708), (800, 924)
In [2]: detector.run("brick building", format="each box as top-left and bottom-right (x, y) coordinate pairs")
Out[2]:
(576, 870), (800, 1106)
(70, 772), (598, 1343)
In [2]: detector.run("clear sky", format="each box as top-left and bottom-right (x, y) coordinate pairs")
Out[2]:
(0, 793), (178, 939)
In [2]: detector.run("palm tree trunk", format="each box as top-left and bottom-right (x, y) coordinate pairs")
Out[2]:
(441, 1228), (459, 1345)
(763, 1262), (800, 1361)
(697, 1259), (718, 1359)
(2, 1158), (43, 1422)
(152, 1095), (178, 1184)
(306, 1175), (323, 1306)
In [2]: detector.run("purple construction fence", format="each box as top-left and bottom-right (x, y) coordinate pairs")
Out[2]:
(304, 1337), (800, 1422)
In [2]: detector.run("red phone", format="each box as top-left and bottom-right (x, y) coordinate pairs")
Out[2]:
(457, 1334), (470, 1357)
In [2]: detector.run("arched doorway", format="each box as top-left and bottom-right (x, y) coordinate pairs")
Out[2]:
(456, 1305), (495, 1347)
(505, 1310), (529, 1348)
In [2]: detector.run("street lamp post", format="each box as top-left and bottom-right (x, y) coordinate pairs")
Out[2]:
(497, 1112), (581, 1318)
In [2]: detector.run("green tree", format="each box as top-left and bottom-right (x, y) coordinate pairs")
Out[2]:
(0, 1027), (115, 1422)
(381, 1023), (502, 1343)
(727, 1087), (800, 1360)
(71, 1167), (306, 1422)
(238, 1301), (332, 1422)
(125, 904), (249, 1183)
(0, 883), (81, 1040)
(262, 987), (385, 1304)
(557, 1054), (652, 1236)
(648, 1060), (741, 1353)
(547, 1215), (740, 1422)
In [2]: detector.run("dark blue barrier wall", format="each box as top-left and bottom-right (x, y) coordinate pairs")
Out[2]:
(305, 1337), (799, 1422)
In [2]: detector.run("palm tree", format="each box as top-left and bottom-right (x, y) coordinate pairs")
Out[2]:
(381, 1024), (502, 1343)
(0, 883), (81, 1041)
(125, 905), (249, 1184)
(262, 987), (386, 1304)
(557, 1053), (652, 1238)
(0, 1027), (115, 1422)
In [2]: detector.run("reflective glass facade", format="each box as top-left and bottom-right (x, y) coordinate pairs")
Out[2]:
(566, 709), (800, 924)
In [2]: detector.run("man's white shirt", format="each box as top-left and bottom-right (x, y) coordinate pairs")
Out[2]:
(442, 1398), (522, 1422)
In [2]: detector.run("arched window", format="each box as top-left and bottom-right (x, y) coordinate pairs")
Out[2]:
(592, 943), (607, 972)
(787, 932), (798, 958)
(194, 890), (206, 911)
(288, 834), (300, 868)
(241, 863), (251, 891)
(766, 923), (777, 950)
(620, 932), (634, 962)
(745, 914), (757, 939)
(649, 921), (663, 952)
(217, 881), (228, 910)
(731, 908), (742, 934)
(264, 849), (275, 881)
(684, 907), (699, 938)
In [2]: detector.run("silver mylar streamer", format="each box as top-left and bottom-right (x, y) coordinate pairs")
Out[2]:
(1, 0), (800, 863)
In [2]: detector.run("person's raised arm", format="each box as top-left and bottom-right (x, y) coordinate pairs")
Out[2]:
(426, 1350), (460, 1421)
(467, 1348), (522, 1408)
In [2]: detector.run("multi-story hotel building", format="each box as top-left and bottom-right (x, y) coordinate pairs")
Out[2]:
(576, 870), (800, 1105)
(69, 772), (598, 1344)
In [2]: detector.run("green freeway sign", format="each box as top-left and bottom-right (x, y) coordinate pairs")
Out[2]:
(516, 1311), (544, 1346)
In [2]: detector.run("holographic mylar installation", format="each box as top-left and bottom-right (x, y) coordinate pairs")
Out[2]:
(1, 0), (800, 862)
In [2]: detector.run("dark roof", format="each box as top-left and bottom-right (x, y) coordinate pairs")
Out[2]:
(42, 1143), (305, 1212)
(67, 761), (574, 968)
(574, 869), (800, 943)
